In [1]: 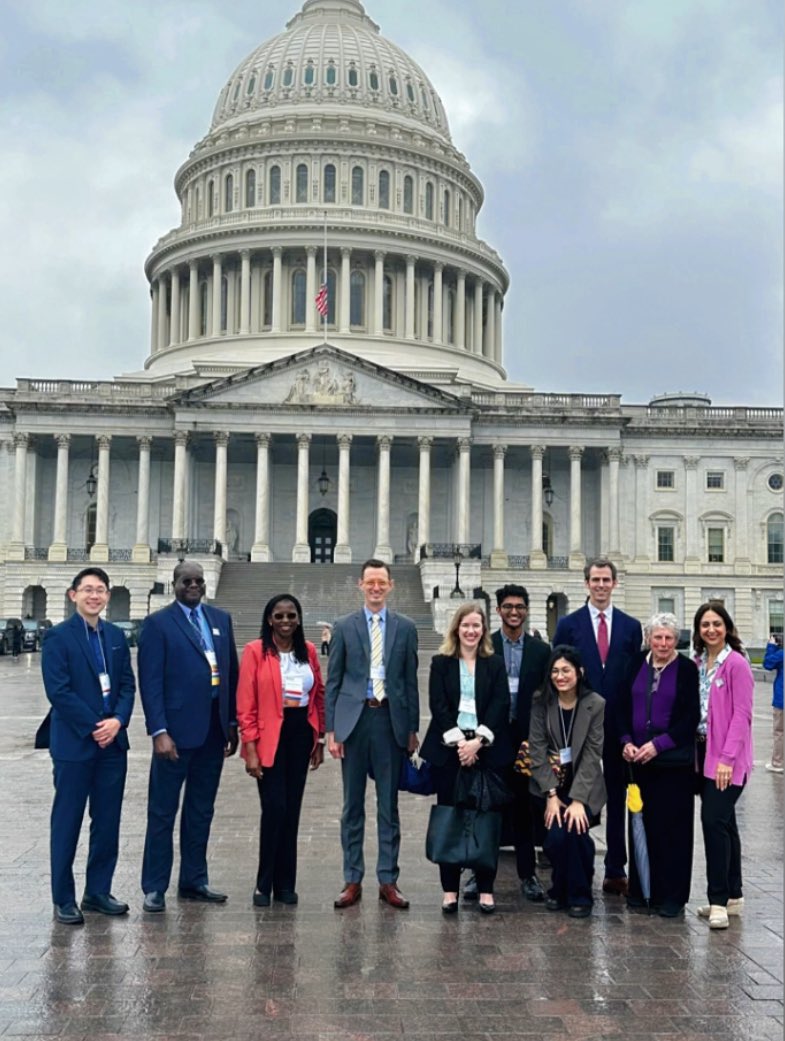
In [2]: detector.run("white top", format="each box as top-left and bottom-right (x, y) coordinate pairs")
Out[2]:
(278, 651), (314, 708)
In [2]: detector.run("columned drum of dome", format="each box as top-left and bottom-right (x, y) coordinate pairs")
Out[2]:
(143, 0), (509, 385)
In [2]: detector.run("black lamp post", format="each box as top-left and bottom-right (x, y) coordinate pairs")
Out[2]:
(450, 546), (464, 598)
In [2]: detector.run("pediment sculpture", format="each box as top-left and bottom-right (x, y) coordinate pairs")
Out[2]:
(284, 361), (358, 405)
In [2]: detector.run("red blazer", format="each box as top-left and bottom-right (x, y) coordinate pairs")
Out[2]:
(237, 640), (325, 768)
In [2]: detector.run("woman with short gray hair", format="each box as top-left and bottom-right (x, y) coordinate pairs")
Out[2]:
(616, 612), (700, 916)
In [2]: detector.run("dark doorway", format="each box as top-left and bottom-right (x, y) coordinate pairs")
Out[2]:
(546, 592), (569, 642)
(309, 508), (337, 563)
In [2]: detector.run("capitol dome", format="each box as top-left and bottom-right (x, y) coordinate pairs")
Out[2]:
(143, 0), (509, 386)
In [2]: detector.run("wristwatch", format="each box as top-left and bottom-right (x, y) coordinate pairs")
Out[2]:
(547, 788), (558, 798)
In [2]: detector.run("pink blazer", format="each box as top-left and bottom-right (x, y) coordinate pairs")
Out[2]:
(237, 640), (325, 768)
(699, 649), (754, 786)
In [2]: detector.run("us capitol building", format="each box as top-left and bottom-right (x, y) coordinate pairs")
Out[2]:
(0, 0), (782, 640)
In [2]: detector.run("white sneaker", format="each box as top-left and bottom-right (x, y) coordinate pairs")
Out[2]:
(696, 897), (743, 918)
(708, 905), (729, 929)
(765, 762), (784, 773)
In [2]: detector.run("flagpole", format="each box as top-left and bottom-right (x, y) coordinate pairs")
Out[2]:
(322, 210), (328, 344)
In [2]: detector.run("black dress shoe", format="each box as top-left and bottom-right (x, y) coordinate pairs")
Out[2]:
(274, 890), (298, 905)
(478, 900), (496, 915)
(441, 899), (459, 914)
(568, 904), (592, 918)
(143, 891), (166, 913)
(545, 897), (565, 911)
(521, 875), (545, 902)
(462, 873), (479, 901)
(81, 893), (129, 916)
(54, 902), (84, 925)
(253, 890), (271, 907)
(178, 884), (227, 903)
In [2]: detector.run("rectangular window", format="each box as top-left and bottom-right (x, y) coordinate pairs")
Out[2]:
(770, 601), (784, 640)
(707, 527), (725, 562)
(657, 526), (675, 562)
(656, 470), (675, 489)
(706, 470), (725, 490)
(658, 596), (675, 614)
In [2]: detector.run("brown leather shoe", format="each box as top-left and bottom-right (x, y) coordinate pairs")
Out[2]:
(334, 883), (362, 909)
(602, 877), (628, 896)
(378, 883), (410, 909)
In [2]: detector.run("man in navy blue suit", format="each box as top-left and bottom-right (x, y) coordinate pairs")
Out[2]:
(138, 560), (239, 913)
(39, 566), (136, 925)
(553, 558), (642, 894)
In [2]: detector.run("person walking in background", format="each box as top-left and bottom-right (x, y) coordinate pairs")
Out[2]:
(138, 561), (239, 913)
(692, 602), (754, 930)
(320, 623), (332, 657)
(237, 594), (325, 907)
(762, 635), (783, 773)
(326, 559), (419, 910)
(553, 558), (642, 896)
(38, 567), (135, 925)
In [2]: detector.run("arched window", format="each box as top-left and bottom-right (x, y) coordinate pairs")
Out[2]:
(296, 163), (308, 203)
(457, 195), (464, 230)
(369, 68), (379, 91)
(350, 270), (365, 326)
(282, 64), (294, 87)
(445, 286), (455, 344)
(220, 275), (228, 332)
(224, 174), (234, 213)
(388, 74), (398, 96)
(323, 163), (336, 203)
(403, 175), (413, 214)
(443, 188), (450, 226)
(207, 179), (215, 217)
(348, 64), (358, 88)
(768, 512), (784, 564)
(406, 80), (415, 103)
(420, 85), (430, 110)
(262, 270), (272, 327)
(199, 281), (208, 336)
(291, 269), (306, 325)
(195, 185), (201, 219)
(246, 74), (256, 95)
(378, 169), (390, 209)
(424, 181), (434, 220)
(263, 66), (275, 91)
(383, 274), (393, 332)
(325, 61), (337, 86)
(351, 166), (364, 205)
(269, 165), (281, 205)
(245, 169), (256, 208)
(303, 61), (315, 86)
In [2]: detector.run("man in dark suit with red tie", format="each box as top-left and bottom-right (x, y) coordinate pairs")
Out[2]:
(138, 561), (239, 912)
(553, 558), (642, 894)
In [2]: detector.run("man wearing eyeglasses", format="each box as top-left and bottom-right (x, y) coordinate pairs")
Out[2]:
(138, 560), (239, 912)
(38, 567), (136, 925)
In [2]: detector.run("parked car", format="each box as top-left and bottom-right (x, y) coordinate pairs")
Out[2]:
(0, 620), (16, 655)
(677, 628), (692, 653)
(114, 620), (141, 647)
(20, 619), (40, 652)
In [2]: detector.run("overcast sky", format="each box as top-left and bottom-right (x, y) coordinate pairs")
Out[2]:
(1, 0), (781, 405)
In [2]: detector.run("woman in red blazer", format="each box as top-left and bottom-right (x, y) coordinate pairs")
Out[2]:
(237, 593), (325, 907)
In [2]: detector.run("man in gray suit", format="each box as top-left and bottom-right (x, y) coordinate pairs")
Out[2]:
(326, 559), (420, 909)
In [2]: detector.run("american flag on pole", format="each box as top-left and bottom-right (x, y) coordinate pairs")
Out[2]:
(315, 283), (328, 317)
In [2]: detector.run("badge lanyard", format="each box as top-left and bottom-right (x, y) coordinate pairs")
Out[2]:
(558, 704), (576, 765)
(85, 619), (112, 714)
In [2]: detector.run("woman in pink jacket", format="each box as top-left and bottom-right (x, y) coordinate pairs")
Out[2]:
(237, 593), (325, 907)
(692, 602), (754, 930)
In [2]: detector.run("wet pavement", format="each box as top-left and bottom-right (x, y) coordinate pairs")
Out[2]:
(0, 650), (782, 1041)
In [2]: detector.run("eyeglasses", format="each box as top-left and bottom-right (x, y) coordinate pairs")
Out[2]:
(500, 603), (526, 612)
(180, 578), (205, 587)
(271, 612), (299, 621)
(551, 667), (575, 677)
(76, 586), (108, 595)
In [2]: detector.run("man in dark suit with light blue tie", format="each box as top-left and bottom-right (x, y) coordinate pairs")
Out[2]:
(138, 560), (239, 912)
(326, 559), (420, 910)
(39, 567), (135, 925)
(553, 557), (642, 894)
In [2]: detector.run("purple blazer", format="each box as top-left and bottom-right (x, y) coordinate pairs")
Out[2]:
(698, 649), (754, 786)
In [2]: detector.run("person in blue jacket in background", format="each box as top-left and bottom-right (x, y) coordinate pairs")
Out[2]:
(763, 635), (783, 773)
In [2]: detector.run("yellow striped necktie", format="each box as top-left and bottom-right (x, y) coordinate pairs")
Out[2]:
(370, 614), (385, 700)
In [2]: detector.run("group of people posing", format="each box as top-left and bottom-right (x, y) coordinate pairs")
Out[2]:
(38, 557), (754, 931)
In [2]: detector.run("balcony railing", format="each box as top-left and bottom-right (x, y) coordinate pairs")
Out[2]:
(157, 538), (223, 557)
(419, 543), (482, 560)
(24, 547), (48, 561)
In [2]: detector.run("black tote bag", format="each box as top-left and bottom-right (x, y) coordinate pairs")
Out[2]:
(425, 804), (502, 872)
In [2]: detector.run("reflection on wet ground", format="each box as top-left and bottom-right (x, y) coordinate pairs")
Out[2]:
(0, 651), (781, 1040)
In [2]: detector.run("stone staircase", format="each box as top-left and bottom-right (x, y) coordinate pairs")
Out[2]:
(213, 562), (435, 650)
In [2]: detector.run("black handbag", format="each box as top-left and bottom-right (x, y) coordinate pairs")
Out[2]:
(453, 765), (513, 811)
(425, 804), (502, 872)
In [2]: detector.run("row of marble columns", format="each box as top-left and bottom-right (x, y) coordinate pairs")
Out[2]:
(149, 248), (504, 364)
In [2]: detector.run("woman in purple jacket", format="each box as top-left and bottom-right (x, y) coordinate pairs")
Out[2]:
(692, 602), (754, 930)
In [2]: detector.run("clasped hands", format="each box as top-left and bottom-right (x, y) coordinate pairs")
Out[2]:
(91, 718), (121, 748)
(457, 736), (482, 767)
(622, 740), (658, 765)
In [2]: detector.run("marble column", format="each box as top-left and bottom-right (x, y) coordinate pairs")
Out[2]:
(305, 246), (317, 333)
(633, 455), (650, 562)
(292, 433), (311, 562)
(150, 280), (160, 353)
(48, 434), (71, 561)
(455, 270), (466, 350)
(7, 434), (28, 560)
(416, 436), (432, 561)
(271, 247), (283, 332)
(172, 431), (188, 542)
(169, 269), (181, 345)
(373, 251), (385, 335)
(734, 457), (750, 567)
(684, 457), (699, 567)
(213, 432), (229, 555)
(432, 262), (444, 344)
(473, 280), (483, 355)
(334, 434), (353, 563)
(211, 255), (223, 336)
(455, 437), (471, 545)
(251, 433), (271, 561)
(188, 261), (199, 341)
(494, 293), (503, 364)
(490, 444), (507, 568)
(374, 435), (393, 562)
(529, 444), (547, 568)
(132, 436), (152, 562)
(90, 435), (111, 562)
(157, 275), (169, 350)
(226, 268), (237, 335)
(405, 255), (416, 340)
(568, 446), (585, 568)
(607, 447), (622, 561)
(239, 250), (251, 335)
(419, 273), (429, 339)
(485, 289), (496, 360)
(339, 248), (351, 333)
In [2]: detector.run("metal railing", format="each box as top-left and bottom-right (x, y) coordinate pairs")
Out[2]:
(157, 538), (223, 557)
(419, 543), (482, 560)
